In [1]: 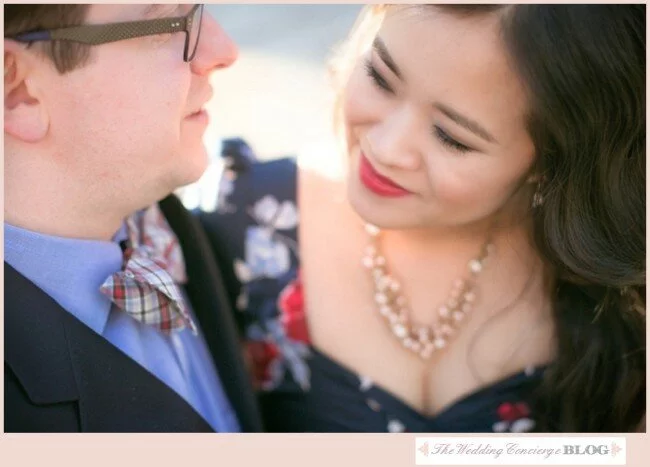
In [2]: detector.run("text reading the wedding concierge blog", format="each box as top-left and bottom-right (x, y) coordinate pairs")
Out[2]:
(415, 437), (625, 465)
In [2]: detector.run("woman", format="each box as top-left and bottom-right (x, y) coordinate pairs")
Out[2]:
(200, 4), (645, 432)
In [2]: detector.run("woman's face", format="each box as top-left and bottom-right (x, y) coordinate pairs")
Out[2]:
(343, 7), (536, 232)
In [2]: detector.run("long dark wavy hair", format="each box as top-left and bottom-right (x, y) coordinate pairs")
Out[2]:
(330, 4), (646, 432)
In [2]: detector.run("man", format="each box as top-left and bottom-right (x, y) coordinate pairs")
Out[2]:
(4, 4), (262, 432)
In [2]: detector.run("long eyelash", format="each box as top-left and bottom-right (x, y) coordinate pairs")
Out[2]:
(364, 59), (394, 94)
(434, 126), (472, 153)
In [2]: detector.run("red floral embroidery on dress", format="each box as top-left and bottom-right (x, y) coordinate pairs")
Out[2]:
(245, 340), (280, 389)
(497, 402), (531, 421)
(493, 401), (535, 432)
(278, 272), (310, 344)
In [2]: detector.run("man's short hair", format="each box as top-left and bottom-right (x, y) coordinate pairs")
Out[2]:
(4, 5), (91, 73)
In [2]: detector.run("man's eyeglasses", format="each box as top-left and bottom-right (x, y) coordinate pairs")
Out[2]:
(6, 4), (204, 62)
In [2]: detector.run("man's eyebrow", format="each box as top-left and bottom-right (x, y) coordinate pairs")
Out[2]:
(373, 37), (403, 80)
(143, 4), (179, 19)
(435, 102), (497, 144)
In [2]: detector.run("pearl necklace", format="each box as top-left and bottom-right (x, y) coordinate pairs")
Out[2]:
(361, 223), (494, 360)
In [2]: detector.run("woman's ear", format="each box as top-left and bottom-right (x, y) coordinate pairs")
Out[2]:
(4, 40), (50, 143)
(526, 173), (541, 184)
(526, 171), (549, 185)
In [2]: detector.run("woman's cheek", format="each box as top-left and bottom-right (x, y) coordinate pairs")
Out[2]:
(426, 167), (498, 211)
(343, 64), (390, 129)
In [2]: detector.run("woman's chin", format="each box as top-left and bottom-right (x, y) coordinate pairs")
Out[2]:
(346, 178), (416, 230)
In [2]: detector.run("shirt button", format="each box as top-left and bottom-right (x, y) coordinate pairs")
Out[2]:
(124, 271), (135, 279)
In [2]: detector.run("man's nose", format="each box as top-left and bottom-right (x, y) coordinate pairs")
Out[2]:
(191, 11), (239, 75)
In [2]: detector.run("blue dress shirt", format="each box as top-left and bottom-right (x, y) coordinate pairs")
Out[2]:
(4, 221), (241, 432)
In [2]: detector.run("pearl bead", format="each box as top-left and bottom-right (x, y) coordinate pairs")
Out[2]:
(393, 324), (407, 338)
(365, 224), (380, 236)
(376, 276), (389, 290)
(469, 259), (483, 273)
(362, 256), (374, 269)
(434, 338), (446, 349)
(453, 311), (464, 322)
(464, 291), (476, 302)
(438, 306), (450, 318)
(375, 293), (388, 305)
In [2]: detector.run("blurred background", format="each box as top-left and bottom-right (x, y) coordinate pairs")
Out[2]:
(180, 5), (363, 210)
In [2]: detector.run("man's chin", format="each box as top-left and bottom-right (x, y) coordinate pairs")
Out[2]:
(178, 159), (211, 190)
(156, 148), (208, 194)
(189, 141), (212, 169)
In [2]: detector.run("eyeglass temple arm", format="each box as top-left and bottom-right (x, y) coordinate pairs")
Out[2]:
(11, 16), (188, 45)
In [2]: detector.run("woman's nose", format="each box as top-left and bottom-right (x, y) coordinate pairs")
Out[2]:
(366, 107), (423, 171)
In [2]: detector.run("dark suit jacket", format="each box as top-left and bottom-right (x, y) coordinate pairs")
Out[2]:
(4, 195), (263, 433)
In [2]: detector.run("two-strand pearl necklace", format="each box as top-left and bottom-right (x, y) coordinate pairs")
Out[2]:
(362, 223), (494, 360)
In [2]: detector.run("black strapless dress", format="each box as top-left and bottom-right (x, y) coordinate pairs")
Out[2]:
(199, 139), (547, 433)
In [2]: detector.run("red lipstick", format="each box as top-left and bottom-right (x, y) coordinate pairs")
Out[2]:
(359, 152), (411, 197)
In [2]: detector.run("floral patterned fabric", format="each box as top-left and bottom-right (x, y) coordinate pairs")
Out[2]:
(198, 138), (545, 433)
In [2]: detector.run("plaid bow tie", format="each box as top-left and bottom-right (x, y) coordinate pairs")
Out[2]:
(100, 204), (198, 335)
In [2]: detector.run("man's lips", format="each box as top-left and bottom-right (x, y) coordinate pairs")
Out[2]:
(184, 109), (209, 125)
(358, 152), (411, 197)
(186, 108), (206, 118)
(185, 92), (213, 118)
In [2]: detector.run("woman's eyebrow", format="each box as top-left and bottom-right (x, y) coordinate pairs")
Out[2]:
(435, 102), (498, 144)
(373, 37), (403, 80)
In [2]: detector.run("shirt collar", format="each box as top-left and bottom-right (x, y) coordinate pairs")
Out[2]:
(4, 222), (125, 335)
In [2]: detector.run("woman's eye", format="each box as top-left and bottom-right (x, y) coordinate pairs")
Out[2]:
(362, 59), (472, 155)
(364, 59), (394, 94)
(433, 126), (473, 153)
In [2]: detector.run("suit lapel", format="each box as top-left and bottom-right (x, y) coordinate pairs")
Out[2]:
(4, 263), (78, 405)
(64, 308), (213, 432)
(159, 195), (263, 432)
(4, 263), (213, 432)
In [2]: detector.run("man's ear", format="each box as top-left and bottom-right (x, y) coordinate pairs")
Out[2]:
(4, 40), (49, 143)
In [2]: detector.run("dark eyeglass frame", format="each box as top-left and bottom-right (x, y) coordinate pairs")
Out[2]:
(6, 4), (204, 62)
